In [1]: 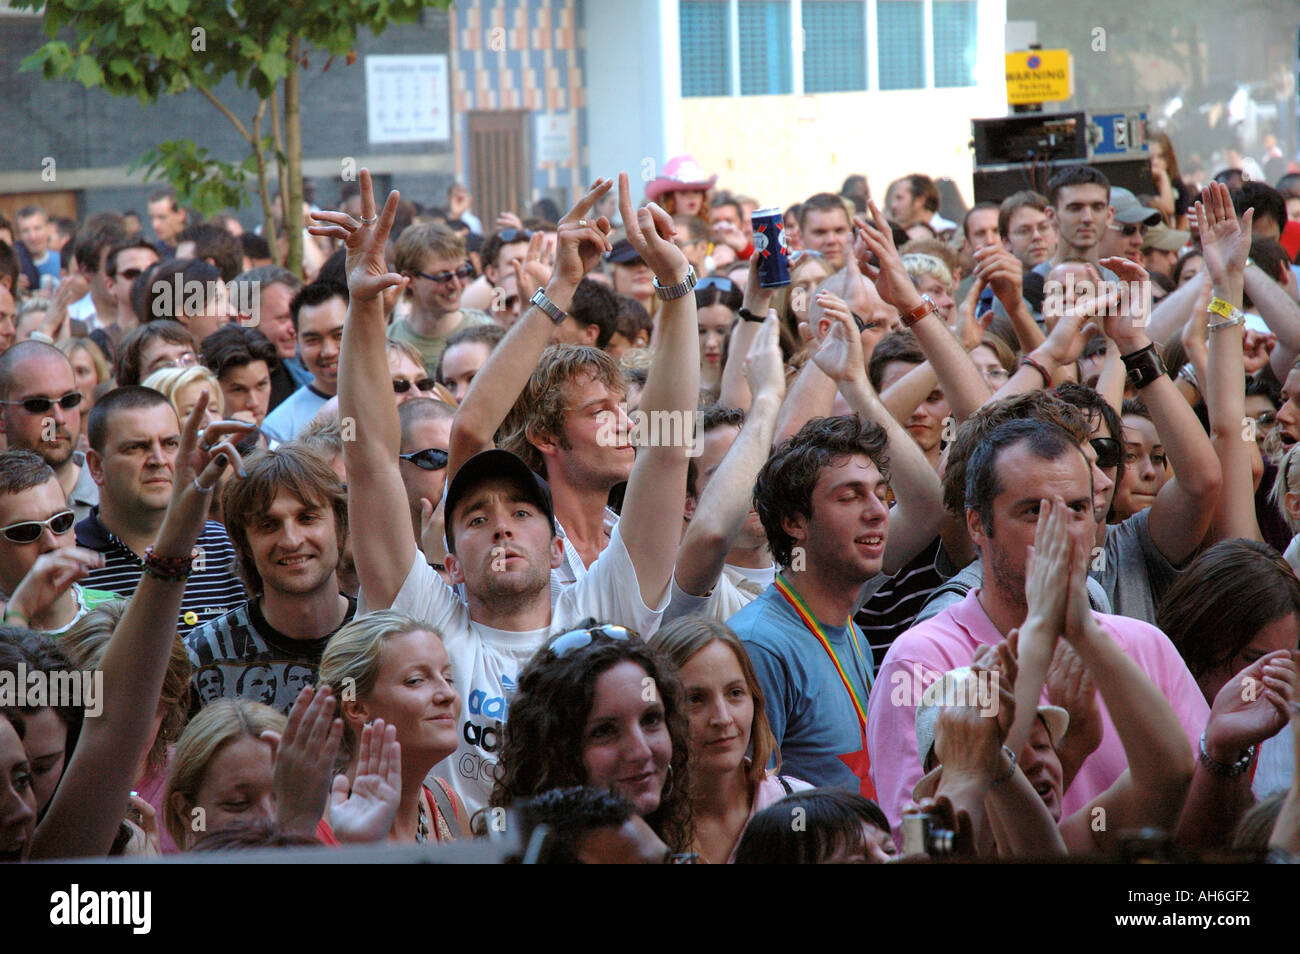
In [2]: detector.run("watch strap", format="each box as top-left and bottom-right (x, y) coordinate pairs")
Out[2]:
(653, 265), (698, 301)
(529, 287), (567, 324)
(899, 294), (938, 328)
(738, 306), (765, 323)
(1120, 343), (1166, 390)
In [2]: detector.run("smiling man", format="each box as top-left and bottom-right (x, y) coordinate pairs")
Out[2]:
(262, 281), (347, 442)
(75, 386), (245, 635)
(184, 446), (356, 715)
(727, 415), (890, 794)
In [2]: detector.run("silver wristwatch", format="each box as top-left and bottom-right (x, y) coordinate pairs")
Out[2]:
(529, 287), (567, 324)
(653, 265), (698, 301)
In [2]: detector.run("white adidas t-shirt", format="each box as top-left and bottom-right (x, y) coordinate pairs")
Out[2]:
(371, 522), (668, 816)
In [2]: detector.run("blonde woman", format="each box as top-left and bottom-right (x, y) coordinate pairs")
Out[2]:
(318, 610), (470, 843)
(141, 364), (225, 428)
(163, 698), (286, 850)
(649, 617), (810, 863)
(58, 337), (111, 452)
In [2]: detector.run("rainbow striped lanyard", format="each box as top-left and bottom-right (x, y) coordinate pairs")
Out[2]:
(773, 574), (870, 737)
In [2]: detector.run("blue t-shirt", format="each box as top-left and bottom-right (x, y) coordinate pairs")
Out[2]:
(727, 583), (875, 793)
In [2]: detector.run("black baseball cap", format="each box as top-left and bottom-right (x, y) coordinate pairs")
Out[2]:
(443, 449), (557, 552)
(604, 238), (645, 265)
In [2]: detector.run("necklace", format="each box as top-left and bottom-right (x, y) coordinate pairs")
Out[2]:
(416, 794), (429, 844)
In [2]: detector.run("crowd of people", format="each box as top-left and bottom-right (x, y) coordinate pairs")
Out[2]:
(3, 133), (1300, 865)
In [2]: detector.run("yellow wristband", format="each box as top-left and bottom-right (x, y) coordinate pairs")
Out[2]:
(1206, 297), (1242, 321)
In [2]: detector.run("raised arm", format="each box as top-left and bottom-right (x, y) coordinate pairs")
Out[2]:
(675, 316), (784, 596)
(1101, 256), (1222, 567)
(1144, 269), (1209, 347)
(34, 399), (251, 859)
(813, 298), (943, 574)
(448, 180), (615, 478)
(315, 172), (418, 609)
(1196, 183), (1262, 543)
(1056, 535), (1195, 853)
(717, 253), (777, 412)
(853, 201), (989, 422)
(613, 172), (701, 609)
(973, 244), (1046, 354)
(1241, 263), (1300, 381)
(1176, 650), (1295, 850)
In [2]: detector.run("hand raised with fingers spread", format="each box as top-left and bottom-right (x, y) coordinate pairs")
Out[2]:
(1204, 650), (1297, 761)
(617, 172), (689, 285)
(852, 200), (924, 313)
(308, 168), (407, 304)
(1096, 257), (1153, 348)
(266, 684), (343, 837)
(548, 178), (615, 293)
(511, 230), (555, 305)
(330, 719), (402, 844)
(1195, 181), (1253, 286)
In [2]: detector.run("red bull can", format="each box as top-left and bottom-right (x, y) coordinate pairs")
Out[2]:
(750, 207), (789, 288)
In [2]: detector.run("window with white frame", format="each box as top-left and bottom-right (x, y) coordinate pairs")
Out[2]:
(679, 0), (978, 97)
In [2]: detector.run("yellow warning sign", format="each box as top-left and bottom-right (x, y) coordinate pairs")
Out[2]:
(1005, 49), (1072, 105)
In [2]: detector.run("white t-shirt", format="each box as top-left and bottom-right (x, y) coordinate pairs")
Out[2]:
(663, 563), (775, 625)
(373, 521), (668, 816)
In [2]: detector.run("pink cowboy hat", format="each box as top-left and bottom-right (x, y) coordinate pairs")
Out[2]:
(645, 155), (719, 203)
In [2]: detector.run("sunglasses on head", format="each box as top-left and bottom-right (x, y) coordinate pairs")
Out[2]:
(695, 276), (735, 292)
(497, 228), (532, 243)
(0, 391), (83, 415)
(398, 447), (449, 471)
(545, 622), (636, 660)
(414, 263), (475, 284)
(393, 377), (436, 395)
(1090, 437), (1122, 469)
(0, 509), (76, 544)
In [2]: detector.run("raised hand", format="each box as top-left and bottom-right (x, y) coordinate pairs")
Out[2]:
(1045, 640), (1102, 762)
(265, 684), (343, 837)
(973, 245), (1023, 312)
(852, 200), (923, 313)
(1195, 181), (1253, 286)
(330, 719), (402, 844)
(510, 230), (555, 302)
(549, 178), (615, 291)
(954, 272), (987, 352)
(1024, 497), (1071, 637)
(5, 547), (104, 626)
(618, 172), (689, 285)
(740, 249), (777, 317)
(742, 314), (786, 401)
(308, 168), (407, 304)
(1095, 257), (1154, 348)
(1204, 650), (1297, 762)
(811, 291), (866, 385)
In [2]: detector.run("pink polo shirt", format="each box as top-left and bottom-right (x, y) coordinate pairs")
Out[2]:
(865, 589), (1209, 835)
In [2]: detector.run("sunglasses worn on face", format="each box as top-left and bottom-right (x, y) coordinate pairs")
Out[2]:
(1090, 437), (1122, 470)
(415, 264), (475, 284)
(546, 623), (635, 660)
(398, 447), (449, 471)
(0, 391), (82, 415)
(393, 377), (436, 395)
(1109, 223), (1145, 237)
(0, 509), (76, 544)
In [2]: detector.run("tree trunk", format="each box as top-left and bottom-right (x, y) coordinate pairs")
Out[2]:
(283, 34), (304, 276)
(251, 98), (281, 266)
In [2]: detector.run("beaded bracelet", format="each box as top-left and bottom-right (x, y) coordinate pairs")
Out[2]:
(143, 546), (195, 583)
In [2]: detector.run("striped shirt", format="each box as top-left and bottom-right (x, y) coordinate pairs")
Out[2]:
(74, 509), (247, 637)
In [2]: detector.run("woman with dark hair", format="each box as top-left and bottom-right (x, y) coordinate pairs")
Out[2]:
(1149, 131), (1192, 228)
(1157, 538), (1300, 845)
(650, 617), (809, 863)
(694, 277), (741, 397)
(490, 621), (695, 853)
(1158, 539), (1300, 703)
(734, 788), (895, 863)
(0, 632), (84, 816)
